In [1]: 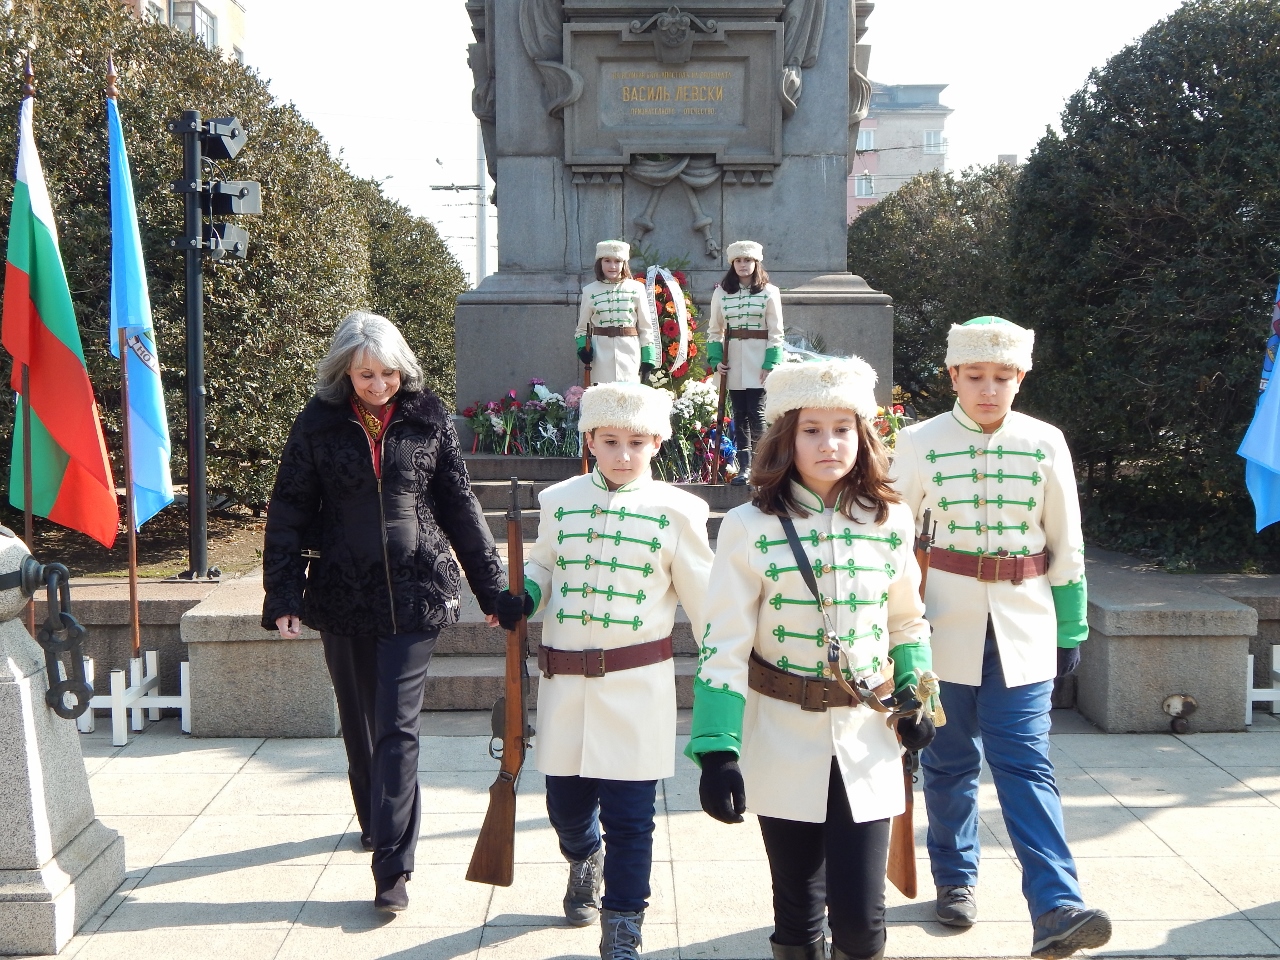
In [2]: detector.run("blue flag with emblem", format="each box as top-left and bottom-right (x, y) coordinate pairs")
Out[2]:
(108, 96), (173, 529)
(1238, 280), (1280, 532)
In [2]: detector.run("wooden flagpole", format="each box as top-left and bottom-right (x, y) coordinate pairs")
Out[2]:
(20, 56), (34, 638)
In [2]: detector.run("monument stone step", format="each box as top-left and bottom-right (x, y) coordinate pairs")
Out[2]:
(423, 655), (699, 710)
(463, 454), (581, 482)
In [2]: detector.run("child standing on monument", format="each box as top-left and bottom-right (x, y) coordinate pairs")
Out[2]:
(706, 240), (785, 484)
(494, 381), (713, 960)
(576, 240), (658, 385)
(891, 317), (1112, 960)
(686, 357), (936, 960)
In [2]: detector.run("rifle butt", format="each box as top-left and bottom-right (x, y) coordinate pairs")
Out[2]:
(466, 774), (518, 886)
(886, 762), (918, 899)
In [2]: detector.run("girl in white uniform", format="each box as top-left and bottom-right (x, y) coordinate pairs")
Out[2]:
(687, 358), (936, 960)
(575, 240), (658, 384)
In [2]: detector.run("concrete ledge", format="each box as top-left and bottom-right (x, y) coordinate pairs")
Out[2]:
(1079, 553), (1257, 733)
(181, 574), (338, 738)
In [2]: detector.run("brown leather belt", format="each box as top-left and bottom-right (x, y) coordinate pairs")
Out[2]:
(593, 326), (638, 337)
(929, 549), (1049, 584)
(538, 636), (673, 678)
(727, 328), (768, 340)
(747, 650), (893, 713)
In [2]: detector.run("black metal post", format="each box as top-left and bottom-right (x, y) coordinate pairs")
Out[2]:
(181, 109), (208, 579)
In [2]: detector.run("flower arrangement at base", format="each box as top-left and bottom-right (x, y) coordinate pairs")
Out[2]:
(462, 379), (582, 457)
(873, 401), (910, 450)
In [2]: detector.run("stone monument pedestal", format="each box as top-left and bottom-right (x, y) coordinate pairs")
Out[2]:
(0, 539), (125, 955)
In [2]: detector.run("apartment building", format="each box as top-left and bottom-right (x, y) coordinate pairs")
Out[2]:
(848, 82), (952, 220)
(122, 0), (247, 63)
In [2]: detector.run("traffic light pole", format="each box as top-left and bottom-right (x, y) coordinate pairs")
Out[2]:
(180, 109), (209, 579)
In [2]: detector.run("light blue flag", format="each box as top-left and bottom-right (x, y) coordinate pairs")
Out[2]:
(108, 97), (173, 530)
(1239, 280), (1280, 532)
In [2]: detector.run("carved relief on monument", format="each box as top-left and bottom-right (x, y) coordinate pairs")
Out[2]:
(847, 0), (873, 176)
(520, 0), (585, 117)
(779, 0), (825, 117)
(466, 0), (497, 181)
(627, 154), (722, 257)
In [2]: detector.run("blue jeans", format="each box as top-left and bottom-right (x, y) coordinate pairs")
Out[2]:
(921, 633), (1083, 920)
(545, 775), (658, 913)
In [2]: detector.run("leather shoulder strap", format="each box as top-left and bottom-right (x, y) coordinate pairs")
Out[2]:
(778, 515), (821, 603)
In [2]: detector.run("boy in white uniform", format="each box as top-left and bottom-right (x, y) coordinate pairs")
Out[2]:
(892, 317), (1111, 960)
(495, 382), (712, 960)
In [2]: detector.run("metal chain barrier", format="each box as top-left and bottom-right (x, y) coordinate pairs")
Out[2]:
(27, 561), (92, 720)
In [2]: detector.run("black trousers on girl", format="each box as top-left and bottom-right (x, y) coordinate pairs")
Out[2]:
(757, 758), (891, 959)
(322, 628), (439, 881)
(730, 387), (766, 470)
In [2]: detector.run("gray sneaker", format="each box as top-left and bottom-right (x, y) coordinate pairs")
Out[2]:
(1031, 906), (1112, 959)
(564, 846), (604, 927)
(935, 884), (977, 927)
(600, 908), (644, 960)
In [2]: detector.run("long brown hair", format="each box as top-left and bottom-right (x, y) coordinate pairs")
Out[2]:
(594, 258), (634, 282)
(750, 409), (900, 523)
(720, 261), (769, 294)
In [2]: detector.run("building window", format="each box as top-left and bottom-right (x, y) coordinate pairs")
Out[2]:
(172, 1), (218, 51)
(856, 128), (875, 152)
(923, 130), (946, 155)
(854, 174), (874, 198)
(145, 1), (164, 22)
(232, 46), (245, 65)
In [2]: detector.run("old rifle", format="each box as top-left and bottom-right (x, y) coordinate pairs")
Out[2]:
(710, 331), (729, 485)
(466, 477), (531, 886)
(581, 321), (592, 475)
(886, 508), (935, 899)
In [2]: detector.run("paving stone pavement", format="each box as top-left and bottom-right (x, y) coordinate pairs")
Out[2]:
(40, 709), (1280, 960)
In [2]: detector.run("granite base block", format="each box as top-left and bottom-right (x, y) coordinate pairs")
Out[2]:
(1077, 632), (1250, 733)
(188, 638), (338, 738)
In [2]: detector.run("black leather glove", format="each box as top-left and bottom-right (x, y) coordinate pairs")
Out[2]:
(639, 362), (655, 382)
(578, 345), (594, 365)
(494, 591), (533, 631)
(1057, 645), (1081, 677)
(698, 750), (746, 824)
(896, 712), (936, 752)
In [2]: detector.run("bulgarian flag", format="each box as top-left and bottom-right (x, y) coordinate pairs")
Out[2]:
(2, 96), (118, 547)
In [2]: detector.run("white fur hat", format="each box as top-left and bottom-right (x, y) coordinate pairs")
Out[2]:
(725, 240), (763, 263)
(578, 382), (673, 440)
(763, 356), (878, 423)
(595, 240), (631, 262)
(945, 316), (1034, 371)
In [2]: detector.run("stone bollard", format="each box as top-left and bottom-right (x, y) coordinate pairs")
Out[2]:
(0, 532), (125, 955)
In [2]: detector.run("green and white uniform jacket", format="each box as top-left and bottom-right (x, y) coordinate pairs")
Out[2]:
(526, 469), (713, 781)
(575, 279), (658, 384)
(687, 484), (930, 823)
(892, 402), (1088, 688)
(705, 284), (786, 391)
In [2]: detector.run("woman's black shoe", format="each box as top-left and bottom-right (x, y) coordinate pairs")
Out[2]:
(374, 873), (409, 912)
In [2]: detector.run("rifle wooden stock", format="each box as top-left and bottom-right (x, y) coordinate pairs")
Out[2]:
(581, 324), (592, 475)
(886, 752), (918, 898)
(467, 478), (528, 886)
(710, 335), (729, 485)
(887, 510), (935, 899)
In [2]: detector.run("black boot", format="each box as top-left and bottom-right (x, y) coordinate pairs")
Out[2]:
(770, 935), (827, 959)
(830, 944), (884, 960)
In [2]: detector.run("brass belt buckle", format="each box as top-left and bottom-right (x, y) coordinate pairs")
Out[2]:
(800, 679), (830, 712)
(583, 648), (607, 678)
(977, 552), (1004, 583)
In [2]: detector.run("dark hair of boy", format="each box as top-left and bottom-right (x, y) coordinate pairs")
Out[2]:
(594, 258), (634, 282)
(719, 261), (770, 295)
(750, 410), (900, 524)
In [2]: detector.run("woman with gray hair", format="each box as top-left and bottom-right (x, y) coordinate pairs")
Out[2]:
(262, 311), (506, 912)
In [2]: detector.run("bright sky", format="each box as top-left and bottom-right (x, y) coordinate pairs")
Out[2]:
(248, 0), (1189, 284)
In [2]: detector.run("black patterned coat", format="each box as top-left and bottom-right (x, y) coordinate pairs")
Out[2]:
(260, 389), (506, 636)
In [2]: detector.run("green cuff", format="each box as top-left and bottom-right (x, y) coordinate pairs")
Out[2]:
(684, 677), (745, 767)
(575, 335), (587, 350)
(640, 344), (658, 366)
(1052, 579), (1088, 648)
(525, 579), (542, 615)
(891, 641), (932, 691)
(706, 341), (723, 368)
(762, 345), (785, 370)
